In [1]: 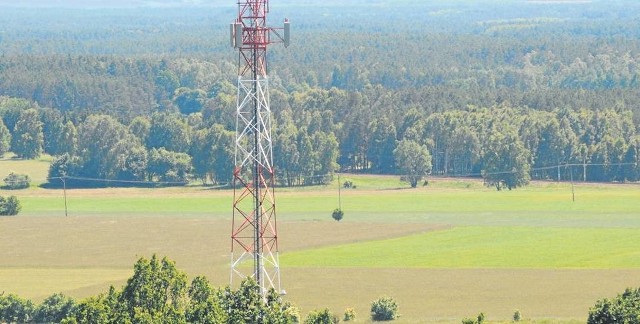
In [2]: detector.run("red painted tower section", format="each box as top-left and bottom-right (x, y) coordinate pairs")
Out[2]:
(230, 0), (289, 296)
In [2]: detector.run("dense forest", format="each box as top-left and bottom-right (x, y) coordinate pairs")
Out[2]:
(1, 0), (640, 187)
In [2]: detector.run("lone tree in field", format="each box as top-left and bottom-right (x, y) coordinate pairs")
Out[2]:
(393, 139), (432, 188)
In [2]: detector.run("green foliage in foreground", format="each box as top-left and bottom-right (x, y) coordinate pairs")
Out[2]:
(281, 226), (640, 269)
(304, 308), (339, 324)
(588, 287), (640, 324)
(1, 255), (302, 324)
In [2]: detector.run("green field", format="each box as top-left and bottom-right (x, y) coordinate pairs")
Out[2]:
(2, 164), (640, 322)
(282, 226), (640, 268)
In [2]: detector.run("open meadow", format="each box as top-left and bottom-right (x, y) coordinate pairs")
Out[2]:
(2, 158), (640, 322)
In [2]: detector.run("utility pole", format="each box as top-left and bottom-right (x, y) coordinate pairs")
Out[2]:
(229, 0), (289, 297)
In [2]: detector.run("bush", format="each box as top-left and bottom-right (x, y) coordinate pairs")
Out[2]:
(332, 208), (344, 221)
(0, 293), (34, 323)
(462, 312), (485, 324)
(33, 293), (76, 323)
(0, 195), (21, 216)
(588, 287), (640, 323)
(513, 310), (521, 322)
(304, 308), (339, 324)
(343, 307), (356, 321)
(3, 172), (30, 189)
(370, 296), (398, 321)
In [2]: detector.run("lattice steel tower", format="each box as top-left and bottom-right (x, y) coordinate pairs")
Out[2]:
(230, 0), (289, 296)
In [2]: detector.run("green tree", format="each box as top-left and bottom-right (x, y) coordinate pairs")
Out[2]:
(622, 138), (640, 182)
(48, 153), (83, 186)
(220, 278), (299, 324)
(33, 293), (76, 323)
(393, 139), (432, 188)
(70, 295), (112, 324)
(588, 287), (640, 324)
(105, 135), (148, 182)
(483, 129), (531, 191)
(0, 195), (21, 216)
(77, 115), (128, 179)
(59, 120), (78, 155)
(370, 296), (399, 321)
(11, 108), (44, 159)
(313, 131), (340, 184)
(120, 255), (188, 323)
(186, 276), (226, 323)
(274, 111), (301, 186)
(40, 108), (65, 155)
(0, 119), (11, 156)
(190, 124), (234, 185)
(128, 116), (151, 144)
(148, 148), (192, 183)
(305, 308), (339, 324)
(332, 208), (344, 221)
(0, 293), (34, 323)
(367, 116), (397, 173)
(174, 87), (207, 115)
(147, 113), (191, 153)
(211, 126), (235, 185)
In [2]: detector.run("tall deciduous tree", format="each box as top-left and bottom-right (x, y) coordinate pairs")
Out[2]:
(128, 116), (151, 144)
(367, 116), (397, 173)
(59, 120), (77, 155)
(39, 108), (65, 155)
(119, 255), (188, 323)
(105, 134), (148, 181)
(148, 148), (192, 183)
(147, 113), (191, 153)
(186, 276), (226, 323)
(483, 129), (531, 190)
(393, 139), (432, 188)
(0, 119), (10, 156)
(77, 115), (128, 179)
(11, 108), (44, 159)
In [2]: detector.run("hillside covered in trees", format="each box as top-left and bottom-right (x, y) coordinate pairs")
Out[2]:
(1, 0), (640, 187)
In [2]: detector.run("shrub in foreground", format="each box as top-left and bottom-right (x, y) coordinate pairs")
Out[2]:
(462, 312), (485, 324)
(588, 287), (640, 323)
(343, 307), (356, 321)
(305, 308), (339, 324)
(0, 293), (34, 323)
(1, 255), (305, 323)
(371, 296), (398, 321)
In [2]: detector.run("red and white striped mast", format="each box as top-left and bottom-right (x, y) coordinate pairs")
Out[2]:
(230, 0), (289, 297)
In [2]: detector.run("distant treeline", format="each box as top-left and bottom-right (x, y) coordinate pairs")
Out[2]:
(1, 2), (640, 187)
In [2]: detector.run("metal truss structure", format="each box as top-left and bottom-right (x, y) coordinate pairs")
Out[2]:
(230, 0), (289, 297)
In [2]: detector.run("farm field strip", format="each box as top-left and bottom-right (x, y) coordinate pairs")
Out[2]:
(281, 226), (640, 269)
(4, 180), (640, 227)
